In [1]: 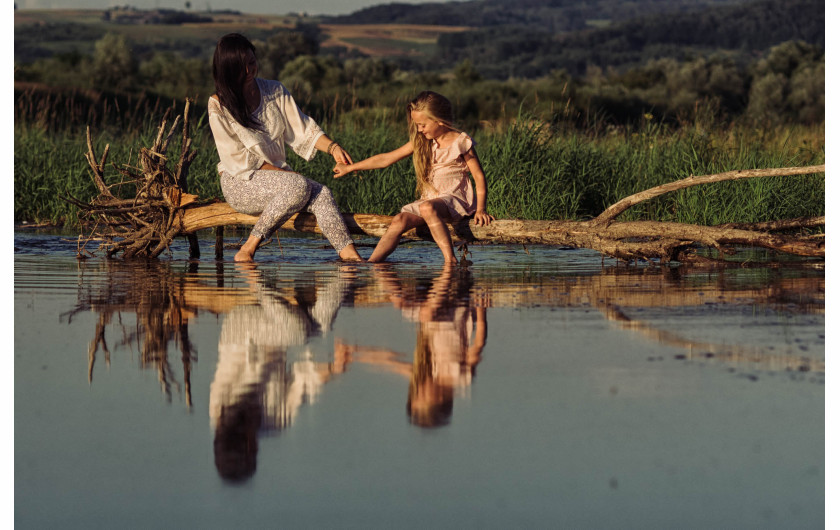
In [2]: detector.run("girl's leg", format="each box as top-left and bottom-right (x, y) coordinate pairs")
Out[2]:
(418, 199), (458, 264)
(222, 170), (311, 261)
(368, 212), (425, 263)
(304, 179), (362, 261)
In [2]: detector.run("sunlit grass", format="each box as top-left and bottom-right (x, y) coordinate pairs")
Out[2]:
(14, 98), (825, 227)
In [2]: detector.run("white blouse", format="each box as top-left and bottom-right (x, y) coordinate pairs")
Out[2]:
(208, 78), (325, 180)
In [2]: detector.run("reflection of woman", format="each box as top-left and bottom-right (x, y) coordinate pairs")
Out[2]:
(209, 33), (362, 262)
(338, 265), (487, 428)
(209, 264), (352, 481)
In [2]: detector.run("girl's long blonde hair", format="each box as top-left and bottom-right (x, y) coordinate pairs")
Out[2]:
(407, 91), (456, 198)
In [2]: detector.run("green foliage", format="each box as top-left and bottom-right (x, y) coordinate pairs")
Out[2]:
(746, 41), (824, 124)
(432, 0), (823, 79)
(14, 22), (107, 63)
(330, 0), (750, 33)
(254, 25), (321, 80)
(13, 3), (825, 228)
(279, 56), (344, 101)
(92, 33), (138, 92)
(138, 52), (212, 99)
(13, 98), (824, 228)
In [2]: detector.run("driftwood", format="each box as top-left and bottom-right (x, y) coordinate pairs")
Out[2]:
(68, 101), (825, 263)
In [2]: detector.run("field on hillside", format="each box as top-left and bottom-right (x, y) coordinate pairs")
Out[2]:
(14, 9), (467, 60)
(320, 23), (469, 56)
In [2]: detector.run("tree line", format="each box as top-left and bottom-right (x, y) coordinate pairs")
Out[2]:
(430, 0), (824, 78)
(329, 0), (748, 33)
(14, 0), (824, 130)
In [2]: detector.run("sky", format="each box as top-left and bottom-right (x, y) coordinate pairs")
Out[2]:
(16, 0), (448, 16)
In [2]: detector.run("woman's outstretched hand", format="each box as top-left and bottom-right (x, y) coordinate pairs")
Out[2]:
(331, 145), (353, 165)
(473, 210), (495, 227)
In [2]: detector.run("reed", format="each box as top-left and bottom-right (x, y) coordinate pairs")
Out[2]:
(14, 98), (824, 227)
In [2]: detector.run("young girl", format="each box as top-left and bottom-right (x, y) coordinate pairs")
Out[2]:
(333, 91), (494, 264)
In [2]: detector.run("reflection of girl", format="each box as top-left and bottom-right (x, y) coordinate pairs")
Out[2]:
(337, 266), (487, 428)
(405, 304), (485, 427)
(210, 265), (352, 481)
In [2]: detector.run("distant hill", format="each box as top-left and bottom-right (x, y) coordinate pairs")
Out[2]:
(430, 0), (824, 78)
(328, 0), (752, 32)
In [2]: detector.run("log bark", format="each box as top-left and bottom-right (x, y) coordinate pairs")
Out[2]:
(591, 165), (825, 226)
(177, 201), (824, 260)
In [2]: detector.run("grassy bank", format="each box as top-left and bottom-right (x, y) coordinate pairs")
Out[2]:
(14, 105), (824, 227)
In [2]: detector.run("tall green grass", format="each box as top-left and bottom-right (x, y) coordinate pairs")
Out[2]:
(14, 100), (824, 227)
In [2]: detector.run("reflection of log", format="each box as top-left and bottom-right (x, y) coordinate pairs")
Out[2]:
(71, 261), (824, 387)
(68, 102), (825, 263)
(601, 304), (824, 373)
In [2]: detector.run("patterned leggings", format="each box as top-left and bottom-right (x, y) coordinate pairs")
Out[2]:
(220, 170), (353, 252)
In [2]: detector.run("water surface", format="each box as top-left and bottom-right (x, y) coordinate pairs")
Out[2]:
(14, 231), (825, 528)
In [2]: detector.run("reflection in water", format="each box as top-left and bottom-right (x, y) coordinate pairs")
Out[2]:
(338, 265), (486, 428)
(61, 260), (202, 405)
(210, 263), (354, 481)
(62, 257), (823, 480)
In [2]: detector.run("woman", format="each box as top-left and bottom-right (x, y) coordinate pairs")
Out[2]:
(208, 33), (362, 262)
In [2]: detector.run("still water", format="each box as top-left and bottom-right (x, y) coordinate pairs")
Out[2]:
(14, 231), (824, 528)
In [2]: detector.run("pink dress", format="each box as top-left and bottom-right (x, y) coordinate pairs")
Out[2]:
(401, 132), (476, 221)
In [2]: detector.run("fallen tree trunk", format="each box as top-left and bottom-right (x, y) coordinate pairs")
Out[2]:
(68, 101), (825, 263)
(179, 203), (825, 261)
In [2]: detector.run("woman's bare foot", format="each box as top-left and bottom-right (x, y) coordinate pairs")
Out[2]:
(339, 243), (363, 261)
(234, 249), (255, 262)
(234, 235), (261, 262)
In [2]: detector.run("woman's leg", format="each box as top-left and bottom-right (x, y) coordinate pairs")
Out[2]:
(304, 179), (362, 261)
(221, 170), (311, 261)
(418, 199), (458, 264)
(368, 212), (425, 263)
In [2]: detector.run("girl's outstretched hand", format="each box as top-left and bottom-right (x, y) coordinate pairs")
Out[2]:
(473, 210), (495, 227)
(333, 163), (352, 178)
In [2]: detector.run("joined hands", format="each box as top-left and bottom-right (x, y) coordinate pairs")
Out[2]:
(333, 163), (354, 179)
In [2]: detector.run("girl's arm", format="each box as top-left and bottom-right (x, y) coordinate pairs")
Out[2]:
(333, 141), (413, 178)
(464, 148), (495, 226)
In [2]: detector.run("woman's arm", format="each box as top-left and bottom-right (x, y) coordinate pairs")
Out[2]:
(333, 141), (413, 178)
(256, 136), (351, 171)
(315, 135), (353, 165)
(464, 148), (495, 226)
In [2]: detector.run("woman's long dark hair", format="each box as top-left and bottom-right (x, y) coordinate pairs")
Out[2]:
(212, 33), (261, 129)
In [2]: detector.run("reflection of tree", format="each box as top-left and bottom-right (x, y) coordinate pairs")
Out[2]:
(210, 263), (356, 482)
(338, 265), (488, 428)
(62, 260), (214, 406)
(471, 264), (824, 374)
